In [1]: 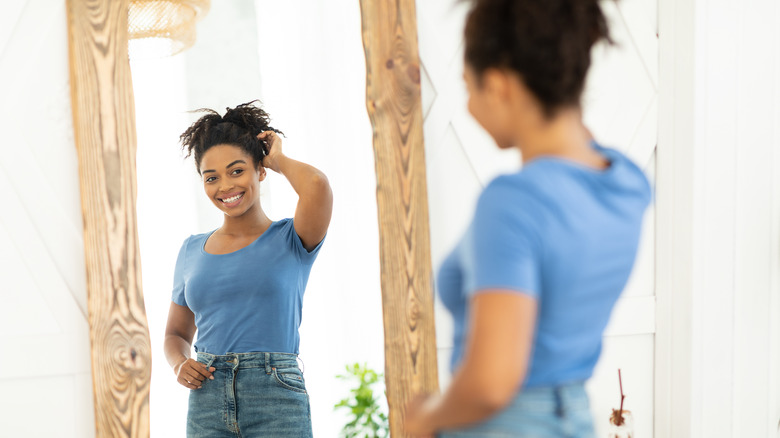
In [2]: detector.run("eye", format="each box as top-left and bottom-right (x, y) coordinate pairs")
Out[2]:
(205, 176), (216, 183)
(231, 168), (244, 176)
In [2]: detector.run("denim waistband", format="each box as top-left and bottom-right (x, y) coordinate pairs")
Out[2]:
(522, 381), (587, 397)
(195, 351), (299, 371)
(517, 382), (589, 417)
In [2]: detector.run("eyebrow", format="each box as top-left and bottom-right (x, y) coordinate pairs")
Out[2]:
(202, 160), (247, 174)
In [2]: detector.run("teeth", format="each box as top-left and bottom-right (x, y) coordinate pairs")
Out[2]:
(222, 193), (243, 203)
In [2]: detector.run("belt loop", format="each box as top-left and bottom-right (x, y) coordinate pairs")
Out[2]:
(554, 386), (565, 418)
(265, 352), (272, 374)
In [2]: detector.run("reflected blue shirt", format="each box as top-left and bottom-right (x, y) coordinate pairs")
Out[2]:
(171, 218), (323, 355)
(438, 144), (651, 387)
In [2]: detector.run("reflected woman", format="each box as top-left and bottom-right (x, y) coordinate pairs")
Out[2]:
(164, 101), (332, 437)
(405, 1), (650, 437)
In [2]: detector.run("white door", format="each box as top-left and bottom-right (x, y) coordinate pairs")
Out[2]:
(0, 1), (95, 437)
(417, 1), (658, 436)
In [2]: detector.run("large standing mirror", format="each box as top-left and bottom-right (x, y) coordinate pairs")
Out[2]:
(131, 1), (384, 435)
(131, 0), (657, 436)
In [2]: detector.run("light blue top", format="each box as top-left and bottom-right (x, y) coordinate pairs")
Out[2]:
(172, 218), (323, 355)
(438, 144), (651, 388)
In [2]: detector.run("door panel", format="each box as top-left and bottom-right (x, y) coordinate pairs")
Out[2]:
(0, 1), (94, 436)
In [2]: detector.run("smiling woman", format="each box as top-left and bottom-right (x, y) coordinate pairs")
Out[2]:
(163, 101), (333, 437)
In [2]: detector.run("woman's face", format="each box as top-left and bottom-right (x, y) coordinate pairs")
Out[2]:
(199, 144), (265, 217)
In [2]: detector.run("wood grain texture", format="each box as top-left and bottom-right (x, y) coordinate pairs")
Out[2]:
(66, 0), (151, 436)
(360, 1), (439, 436)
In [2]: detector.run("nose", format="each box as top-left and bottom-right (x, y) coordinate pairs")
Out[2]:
(218, 181), (234, 193)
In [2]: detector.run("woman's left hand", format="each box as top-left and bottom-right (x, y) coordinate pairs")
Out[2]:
(258, 130), (283, 173)
(404, 393), (437, 437)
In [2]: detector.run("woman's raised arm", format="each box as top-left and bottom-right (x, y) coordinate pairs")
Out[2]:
(259, 131), (333, 250)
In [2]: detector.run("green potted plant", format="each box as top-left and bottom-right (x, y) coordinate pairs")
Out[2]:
(334, 363), (389, 438)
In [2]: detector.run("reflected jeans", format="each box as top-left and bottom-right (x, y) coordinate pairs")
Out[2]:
(187, 352), (312, 438)
(439, 382), (595, 438)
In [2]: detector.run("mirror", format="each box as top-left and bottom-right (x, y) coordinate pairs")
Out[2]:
(130, 2), (384, 435)
(415, 1), (658, 436)
(131, 0), (658, 436)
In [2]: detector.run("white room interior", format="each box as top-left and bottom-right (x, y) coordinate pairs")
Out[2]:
(1, 0), (779, 437)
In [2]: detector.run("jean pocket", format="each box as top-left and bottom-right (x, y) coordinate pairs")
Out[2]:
(272, 367), (307, 394)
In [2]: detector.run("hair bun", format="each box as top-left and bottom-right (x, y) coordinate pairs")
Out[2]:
(464, 0), (611, 117)
(221, 100), (283, 138)
(179, 100), (283, 173)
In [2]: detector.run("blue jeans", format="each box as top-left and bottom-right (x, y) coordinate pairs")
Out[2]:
(187, 352), (312, 438)
(439, 382), (595, 438)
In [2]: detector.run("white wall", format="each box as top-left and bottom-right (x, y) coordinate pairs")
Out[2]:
(0, 1), (94, 437)
(2, 0), (778, 437)
(254, 1), (385, 435)
(656, 0), (780, 437)
(132, 53), (193, 437)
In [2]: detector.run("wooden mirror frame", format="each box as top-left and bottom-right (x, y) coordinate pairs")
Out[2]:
(67, 0), (151, 436)
(360, 1), (439, 436)
(66, 1), (438, 436)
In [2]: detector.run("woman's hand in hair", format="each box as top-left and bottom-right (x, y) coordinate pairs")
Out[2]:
(258, 130), (283, 173)
(255, 130), (332, 250)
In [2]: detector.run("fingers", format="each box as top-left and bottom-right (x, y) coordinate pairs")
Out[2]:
(179, 369), (205, 387)
(176, 359), (216, 389)
(190, 362), (215, 381)
(177, 366), (201, 389)
(257, 131), (281, 147)
(177, 374), (200, 390)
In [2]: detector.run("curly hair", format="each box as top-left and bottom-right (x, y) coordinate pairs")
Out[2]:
(464, 0), (611, 118)
(179, 100), (284, 173)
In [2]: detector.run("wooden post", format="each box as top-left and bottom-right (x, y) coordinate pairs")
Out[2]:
(66, 0), (151, 436)
(360, 1), (439, 436)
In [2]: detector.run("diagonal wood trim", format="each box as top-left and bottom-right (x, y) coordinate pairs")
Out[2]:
(66, 0), (151, 436)
(360, 0), (439, 435)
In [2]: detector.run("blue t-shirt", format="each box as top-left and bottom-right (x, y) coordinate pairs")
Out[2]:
(171, 218), (323, 355)
(438, 144), (651, 388)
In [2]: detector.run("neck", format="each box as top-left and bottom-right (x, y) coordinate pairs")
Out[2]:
(219, 200), (272, 236)
(514, 108), (606, 169)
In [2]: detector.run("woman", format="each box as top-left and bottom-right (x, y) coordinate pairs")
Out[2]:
(164, 101), (332, 437)
(404, 1), (651, 437)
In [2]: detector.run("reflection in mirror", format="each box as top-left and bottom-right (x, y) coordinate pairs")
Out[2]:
(417, 1), (657, 436)
(131, 1), (382, 435)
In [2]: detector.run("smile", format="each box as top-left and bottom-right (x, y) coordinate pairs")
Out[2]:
(218, 192), (244, 205)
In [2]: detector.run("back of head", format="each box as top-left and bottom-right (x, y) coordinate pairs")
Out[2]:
(179, 100), (283, 173)
(464, 0), (611, 117)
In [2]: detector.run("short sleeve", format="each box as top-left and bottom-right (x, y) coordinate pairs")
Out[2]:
(463, 178), (543, 298)
(171, 237), (190, 307)
(285, 218), (325, 264)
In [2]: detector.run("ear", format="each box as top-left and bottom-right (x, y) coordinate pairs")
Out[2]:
(257, 164), (267, 181)
(481, 68), (512, 102)
(504, 70), (540, 114)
